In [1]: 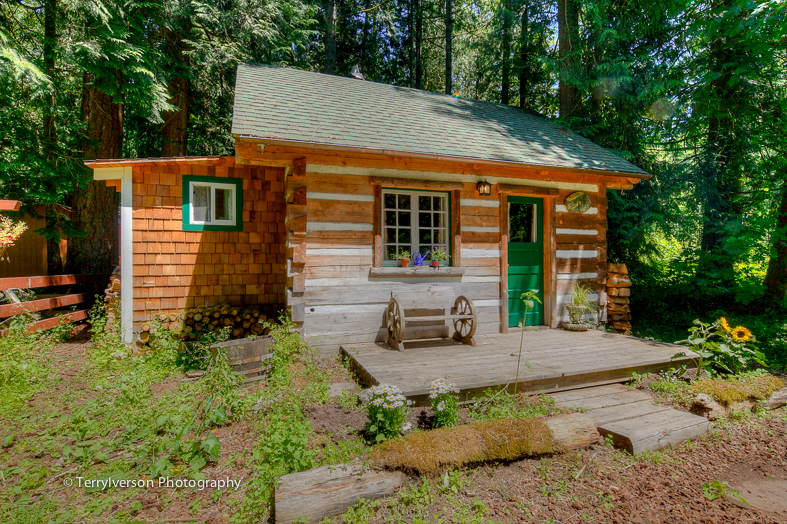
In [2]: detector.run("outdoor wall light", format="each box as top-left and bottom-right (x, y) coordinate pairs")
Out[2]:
(476, 179), (492, 196)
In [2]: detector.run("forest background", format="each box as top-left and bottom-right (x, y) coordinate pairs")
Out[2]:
(1, 0), (786, 366)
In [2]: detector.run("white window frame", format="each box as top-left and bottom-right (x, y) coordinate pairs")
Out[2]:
(381, 188), (450, 265)
(188, 181), (237, 227)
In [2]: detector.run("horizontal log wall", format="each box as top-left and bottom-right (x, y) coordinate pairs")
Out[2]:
(129, 162), (286, 329)
(289, 171), (502, 356)
(554, 187), (605, 324)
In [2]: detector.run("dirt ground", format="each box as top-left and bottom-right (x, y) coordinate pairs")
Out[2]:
(4, 333), (787, 523)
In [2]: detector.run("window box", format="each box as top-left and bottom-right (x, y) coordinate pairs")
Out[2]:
(369, 266), (465, 277)
(182, 175), (243, 232)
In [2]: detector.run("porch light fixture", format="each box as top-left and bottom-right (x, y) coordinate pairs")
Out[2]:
(476, 179), (492, 196)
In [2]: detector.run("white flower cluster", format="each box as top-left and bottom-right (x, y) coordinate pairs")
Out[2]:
(370, 384), (412, 409)
(429, 378), (460, 399)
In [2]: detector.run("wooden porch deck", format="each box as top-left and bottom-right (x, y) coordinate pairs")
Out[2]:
(340, 329), (695, 405)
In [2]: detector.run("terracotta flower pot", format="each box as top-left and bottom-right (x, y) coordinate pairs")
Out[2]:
(399, 258), (411, 267)
(431, 261), (440, 267)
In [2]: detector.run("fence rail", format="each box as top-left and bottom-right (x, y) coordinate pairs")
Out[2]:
(0, 273), (107, 335)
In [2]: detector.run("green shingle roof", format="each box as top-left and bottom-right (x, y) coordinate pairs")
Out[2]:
(231, 65), (647, 176)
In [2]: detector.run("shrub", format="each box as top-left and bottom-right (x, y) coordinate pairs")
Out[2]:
(429, 378), (459, 428)
(365, 384), (412, 443)
(676, 317), (765, 375)
(371, 417), (560, 475)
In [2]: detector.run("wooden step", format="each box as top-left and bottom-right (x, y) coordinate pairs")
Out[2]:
(587, 401), (672, 426)
(549, 383), (630, 403)
(552, 389), (652, 411)
(598, 410), (709, 455)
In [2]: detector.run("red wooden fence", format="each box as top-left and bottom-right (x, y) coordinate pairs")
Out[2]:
(0, 274), (106, 334)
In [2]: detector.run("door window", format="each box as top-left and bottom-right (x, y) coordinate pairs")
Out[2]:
(509, 202), (537, 243)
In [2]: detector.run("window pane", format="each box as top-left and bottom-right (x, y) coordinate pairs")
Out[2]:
(509, 203), (536, 243)
(419, 196), (431, 211)
(433, 214), (444, 227)
(398, 211), (410, 227)
(214, 187), (232, 221)
(384, 193), (396, 209)
(385, 228), (396, 243)
(433, 196), (443, 211)
(386, 245), (399, 259)
(419, 229), (432, 244)
(398, 229), (411, 243)
(397, 194), (410, 209)
(385, 211), (397, 225)
(192, 185), (211, 222)
(434, 230), (444, 244)
(418, 213), (431, 228)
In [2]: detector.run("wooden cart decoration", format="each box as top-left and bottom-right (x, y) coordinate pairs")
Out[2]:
(385, 292), (477, 352)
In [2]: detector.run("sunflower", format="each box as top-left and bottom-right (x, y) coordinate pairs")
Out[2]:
(731, 326), (752, 342)
(719, 317), (731, 333)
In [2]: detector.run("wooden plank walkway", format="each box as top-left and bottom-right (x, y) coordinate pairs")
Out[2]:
(340, 329), (696, 406)
(551, 384), (709, 454)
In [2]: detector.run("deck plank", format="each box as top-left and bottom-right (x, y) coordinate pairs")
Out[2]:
(340, 329), (695, 404)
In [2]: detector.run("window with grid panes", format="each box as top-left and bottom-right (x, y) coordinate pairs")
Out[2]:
(382, 189), (450, 265)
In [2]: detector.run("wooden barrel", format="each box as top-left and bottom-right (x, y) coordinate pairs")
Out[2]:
(210, 335), (274, 383)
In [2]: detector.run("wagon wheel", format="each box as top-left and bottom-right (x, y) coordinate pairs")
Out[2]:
(452, 295), (477, 339)
(386, 297), (406, 343)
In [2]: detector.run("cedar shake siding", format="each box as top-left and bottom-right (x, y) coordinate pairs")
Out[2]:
(129, 160), (286, 330)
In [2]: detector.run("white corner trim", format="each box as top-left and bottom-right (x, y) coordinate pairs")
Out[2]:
(118, 167), (134, 343)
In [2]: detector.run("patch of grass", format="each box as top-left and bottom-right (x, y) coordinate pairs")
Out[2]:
(371, 417), (560, 475)
(468, 388), (557, 422)
(689, 370), (784, 406)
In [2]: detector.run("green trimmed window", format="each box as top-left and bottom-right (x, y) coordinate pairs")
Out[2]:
(182, 176), (243, 232)
(382, 189), (450, 265)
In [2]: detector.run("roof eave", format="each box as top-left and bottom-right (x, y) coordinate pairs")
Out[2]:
(235, 135), (651, 181)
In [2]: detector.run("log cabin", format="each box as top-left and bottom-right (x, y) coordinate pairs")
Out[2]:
(86, 65), (648, 352)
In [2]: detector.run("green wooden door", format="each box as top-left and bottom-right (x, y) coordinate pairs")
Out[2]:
(507, 196), (544, 327)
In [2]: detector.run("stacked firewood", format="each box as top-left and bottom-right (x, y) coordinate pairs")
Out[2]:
(606, 263), (632, 335)
(105, 266), (121, 321)
(138, 303), (271, 343)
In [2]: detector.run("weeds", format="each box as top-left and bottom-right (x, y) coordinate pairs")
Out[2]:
(429, 378), (460, 428)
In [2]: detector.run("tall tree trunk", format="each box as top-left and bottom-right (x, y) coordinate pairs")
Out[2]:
(445, 0), (453, 94)
(43, 0), (63, 274)
(160, 27), (189, 157)
(558, 0), (580, 118)
(697, 0), (741, 290)
(324, 0), (337, 74)
(67, 74), (121, 275)
(518, 1), (530, 109)
(415, 0), (423, 89)
(501, 0), (512, 104)
(764, 185), (787, 304)
(409, 0), (415, 87)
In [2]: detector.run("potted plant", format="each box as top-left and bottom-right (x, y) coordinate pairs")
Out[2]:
(564, 283), (597, 330)
(392, 249), (411, 267)
(430, 245), (447, 267)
